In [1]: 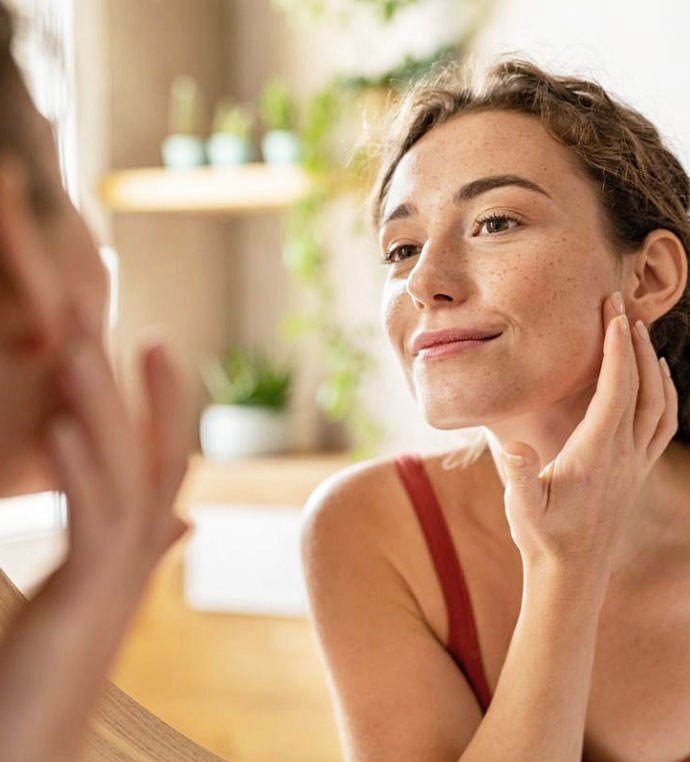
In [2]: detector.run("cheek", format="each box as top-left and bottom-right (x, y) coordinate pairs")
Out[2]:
(495, 236), (609, 339)
(380, 285), (410, 348)
(496, 239), (612, 394)
(379, 287), (396, 338)
(0, 354), (59, 454)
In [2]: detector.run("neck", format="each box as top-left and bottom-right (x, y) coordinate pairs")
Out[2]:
(481, 383), (690, 580)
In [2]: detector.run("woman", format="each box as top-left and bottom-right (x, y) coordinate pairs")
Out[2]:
(0, 6), (224, 761)
(301, 59), (690, 762)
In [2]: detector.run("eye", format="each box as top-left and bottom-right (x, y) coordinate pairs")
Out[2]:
(475, 213), (522, 236)
(379, 243), (421, 265)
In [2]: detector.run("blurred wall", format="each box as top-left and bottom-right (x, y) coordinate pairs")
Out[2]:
(473, 0), (690, 169)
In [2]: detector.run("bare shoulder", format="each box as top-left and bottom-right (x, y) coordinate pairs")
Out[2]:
(300, 453), (405, 552)
(299, 452), (423, 642)
(300, 449), (489, 761)
(301, 445), (492, 558)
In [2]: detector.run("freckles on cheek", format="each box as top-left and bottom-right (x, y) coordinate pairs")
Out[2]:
(513, 244), (596, 331)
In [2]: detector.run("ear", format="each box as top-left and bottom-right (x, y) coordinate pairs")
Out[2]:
(624, 229), (688, 324)
(0, 156), (63, 355)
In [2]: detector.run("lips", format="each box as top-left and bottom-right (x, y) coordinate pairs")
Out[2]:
(411, 327), (503, 356)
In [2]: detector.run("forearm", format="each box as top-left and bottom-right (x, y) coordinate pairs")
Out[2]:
(0, 554), (151, 762)
(458, 560), (607, 762)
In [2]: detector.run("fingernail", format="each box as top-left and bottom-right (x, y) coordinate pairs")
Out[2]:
(618, 314), (629, 337)
(660, 356), (672, 378)
(612, 291), (625, 314)
(502, 451), (525, 465)
(140, 328), (173, 368)
(634, 319), (650, 342)
(148, 342), (170, 375)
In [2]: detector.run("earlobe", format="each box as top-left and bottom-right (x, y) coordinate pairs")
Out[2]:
(627, 229), (688, 321)
(0, 156), (63, 355)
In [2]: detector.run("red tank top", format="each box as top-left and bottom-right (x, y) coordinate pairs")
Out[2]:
(393, 452), (690, 762)
(393, 452), (492, 712)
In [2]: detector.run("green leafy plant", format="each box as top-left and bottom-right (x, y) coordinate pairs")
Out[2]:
(202, 345), (294, 410)
(168, 74), (204, 135)
(260, 78), (298, 132)
(211, 97), (254, 139)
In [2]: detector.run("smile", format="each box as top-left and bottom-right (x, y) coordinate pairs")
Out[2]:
(415, 334), (501, 360)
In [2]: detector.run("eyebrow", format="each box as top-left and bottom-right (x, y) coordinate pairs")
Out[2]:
(379, 174), (552, 232)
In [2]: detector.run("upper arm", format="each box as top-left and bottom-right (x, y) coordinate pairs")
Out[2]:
(301, 462), (484, 762)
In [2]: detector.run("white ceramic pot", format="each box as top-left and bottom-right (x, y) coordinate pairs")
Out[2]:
(160, 134), (206, 169)
(200, 404), (289, 461)
(206, 134), (252, 166)
(261, 130), (301, 165)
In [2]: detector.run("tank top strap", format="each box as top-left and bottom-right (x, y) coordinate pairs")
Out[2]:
(393, 452), (492, 712)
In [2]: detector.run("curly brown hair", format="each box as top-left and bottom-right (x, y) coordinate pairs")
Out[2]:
(0, 6), (31, 153)
(369, 57), (690, 454)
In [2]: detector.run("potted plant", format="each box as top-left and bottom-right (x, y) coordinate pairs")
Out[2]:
(259, 78), (302, 165)
(200, 344), (294, 460)
(161, 74), (206, 169)
(206, 98), (255, 167)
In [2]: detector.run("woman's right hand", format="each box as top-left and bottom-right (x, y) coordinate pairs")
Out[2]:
(46, 311), (193, 582)
(499, 291), (678, 579)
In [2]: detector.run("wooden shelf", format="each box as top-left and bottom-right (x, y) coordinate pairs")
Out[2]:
(176, 450), (354, 515)
(100, 163), (312, 213)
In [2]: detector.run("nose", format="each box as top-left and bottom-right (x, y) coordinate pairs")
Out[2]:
(405, 235), (471, 308)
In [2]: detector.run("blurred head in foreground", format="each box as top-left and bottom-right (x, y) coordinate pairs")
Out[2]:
(0, 2), (108, 495)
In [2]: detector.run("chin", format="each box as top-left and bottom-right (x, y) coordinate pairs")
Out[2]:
(0, 439), (61, 498)
(420, 401), (484, 430)
(426, 415), (482, 431)
(419, 386), (527, 430)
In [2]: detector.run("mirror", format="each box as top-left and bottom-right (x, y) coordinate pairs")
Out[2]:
(2, 1), (689, 762)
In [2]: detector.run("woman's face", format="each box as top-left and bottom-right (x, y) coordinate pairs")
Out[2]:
(0, 102), (108, 494)
(379, 109), (627, 431)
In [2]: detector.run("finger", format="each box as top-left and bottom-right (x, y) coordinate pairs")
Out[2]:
(59, 335), (136, 495)
(46, 415), (104, 542)
(501, 443), (547, 513)
(647, 357), (679, 462)
(581, 296), (632, 445)
(614, 308), (640, 443)
(141, 341), (192, 503)
(630, 319), (666, 453)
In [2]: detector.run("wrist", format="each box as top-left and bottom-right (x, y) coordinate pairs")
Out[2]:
(522, 554), (610, 609)
(53, 548), (153, 612)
